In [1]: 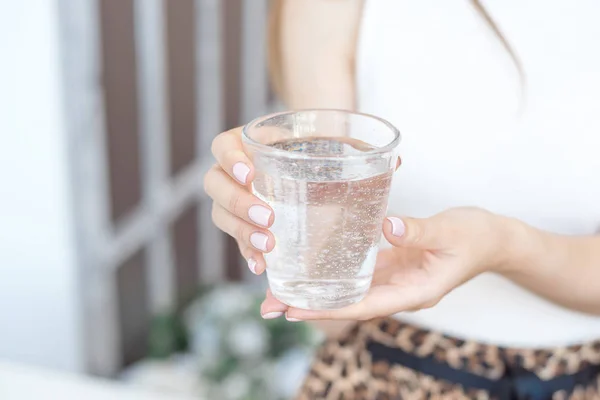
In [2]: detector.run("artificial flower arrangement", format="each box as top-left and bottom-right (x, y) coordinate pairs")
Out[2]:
(181, 284), (323, 400)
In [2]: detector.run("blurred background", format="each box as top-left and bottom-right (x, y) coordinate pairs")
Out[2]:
(0, 1), (318, 399)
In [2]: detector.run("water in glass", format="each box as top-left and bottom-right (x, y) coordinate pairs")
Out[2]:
(252, 137), (393, 310)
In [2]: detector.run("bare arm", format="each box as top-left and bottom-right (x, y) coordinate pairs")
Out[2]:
(277, 0), (362, 109)
(505, 221), (600, 315)
(275, 0), (364, 337)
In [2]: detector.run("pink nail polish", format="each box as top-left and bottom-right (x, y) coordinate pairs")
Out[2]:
(286, 314), (301, 322)
(248, 205), (272, 227)
(250, 232), (269, 251)
(262, 312), (283, 319)
(247, 258), (257, 274)
(232, 162), (250, 184)
(387, 217), (405, 237)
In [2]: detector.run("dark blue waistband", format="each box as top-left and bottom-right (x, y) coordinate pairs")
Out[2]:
(367, 341), (600, 400)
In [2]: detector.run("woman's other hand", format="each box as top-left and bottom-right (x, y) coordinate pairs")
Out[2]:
(262, 207), (520, 321)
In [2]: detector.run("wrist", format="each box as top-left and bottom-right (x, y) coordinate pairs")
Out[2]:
(493, 215), (546, 276)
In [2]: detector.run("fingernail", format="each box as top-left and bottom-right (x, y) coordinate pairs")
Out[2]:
(232, 162), (250, 184)
(285, 314), (301, 322)
(247, 258), (257, 274)
(250, 232), (269, 251)
(387, 217), (405, 237)
(248, 205), (272, 227)
(262, 312), (283, 320)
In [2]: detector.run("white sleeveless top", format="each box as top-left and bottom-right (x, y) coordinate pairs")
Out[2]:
(357, 0), (600, 347)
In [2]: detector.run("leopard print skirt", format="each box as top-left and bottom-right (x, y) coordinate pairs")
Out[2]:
(296, 318), (600, 400)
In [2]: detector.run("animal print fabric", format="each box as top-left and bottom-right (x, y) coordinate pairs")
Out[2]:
(296, 318), (600, 400)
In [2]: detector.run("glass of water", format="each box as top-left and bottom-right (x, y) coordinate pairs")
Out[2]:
(242, 109), (400, 310)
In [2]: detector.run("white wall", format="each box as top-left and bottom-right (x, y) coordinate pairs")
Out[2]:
(0, 0), (83, 371)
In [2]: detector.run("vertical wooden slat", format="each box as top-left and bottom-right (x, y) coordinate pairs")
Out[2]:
(242, 0), (269, 122)
(99, 0), (143, 223)
(171, 204), (199, 308)
(135, 0), (176, 315)
(116, 249), (150, 366)
(197, 0), (223, 157)
(197, 0), (226, 284)
(165, 0), (197, 176)
(222, 0), (244, 281)
(222, 0), (243, 130)
(238, 0), (271, 282)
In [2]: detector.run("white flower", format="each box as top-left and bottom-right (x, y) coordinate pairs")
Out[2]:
(250, 362), (276, 397)
(206, 285), (254, 319)
(227, 319), (268, 359)
(190, 323), (221, 362)
(182, 298), (208, 329)
(272, 348), (313, 398)
(221, 372), (251, 400)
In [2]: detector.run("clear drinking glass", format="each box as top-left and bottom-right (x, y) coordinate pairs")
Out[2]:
(242, 109), (400, 310)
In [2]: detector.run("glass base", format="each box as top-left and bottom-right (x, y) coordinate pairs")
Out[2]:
(268, 277), (371, 311)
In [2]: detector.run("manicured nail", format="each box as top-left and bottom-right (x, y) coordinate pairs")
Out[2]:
(387, 217), (405, 237)
(250, 232), (269, 251)
(262, 312), (283, 320)
(248, 205), (272, 227)
(285, 314), (301, 322)
(247, 258), (257, 274)
(232, 162), (250, 184)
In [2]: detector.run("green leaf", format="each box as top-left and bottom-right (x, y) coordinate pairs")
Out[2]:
(147, 313), (188, 359)
(204, 355), (238, 382)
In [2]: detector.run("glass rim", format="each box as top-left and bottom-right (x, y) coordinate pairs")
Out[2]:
(241, 109), (401, 161)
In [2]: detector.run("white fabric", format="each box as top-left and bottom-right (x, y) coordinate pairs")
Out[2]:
(357, 0), (600, 347)
(0, 361), (199, 400)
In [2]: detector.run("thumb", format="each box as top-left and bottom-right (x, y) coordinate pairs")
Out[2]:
(384, 216), (437, 248)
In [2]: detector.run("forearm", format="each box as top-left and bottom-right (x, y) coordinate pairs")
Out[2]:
(278, 0), (361, 110)
(501, 218), (600, 315)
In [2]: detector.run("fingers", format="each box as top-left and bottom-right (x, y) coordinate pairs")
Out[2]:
(285, 285), (425, 321)
(211, 127), (254, 185)
(263, 281), (440, 321)
(258, 288), (372, 322)
(384, 216), (439, 249)
(260, 289), (289, 319)
(258, 258), (439, 321)
(234, 238), (267, 275)
(204, 166), (274, 228)
(211, 203), (275, 254)
(374, 248), (400, 269)
(208, 127), (277, 276)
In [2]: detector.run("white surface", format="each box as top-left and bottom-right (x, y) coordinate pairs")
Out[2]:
(0, 361), (199, 400)
(358, 0), (600, 346)
(0, 2), (82, 370)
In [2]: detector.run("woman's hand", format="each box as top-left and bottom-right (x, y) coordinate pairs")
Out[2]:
(261, 207), (519, 321)
(203, 127), (274, 275)
(204, 127), (364, 337)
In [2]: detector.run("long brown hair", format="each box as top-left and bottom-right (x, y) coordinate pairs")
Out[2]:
(267, 1), (525, 102)
(470, 1), (525, 88)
